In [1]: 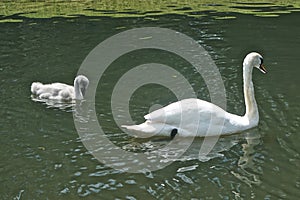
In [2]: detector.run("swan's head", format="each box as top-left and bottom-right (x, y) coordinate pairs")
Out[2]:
(243, 52), (267, 74)
(74, 75), (89, 99)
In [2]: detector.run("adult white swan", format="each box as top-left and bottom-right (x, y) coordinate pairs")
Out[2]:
(31, 75), (89, 101)
(122, 52), (267, 138)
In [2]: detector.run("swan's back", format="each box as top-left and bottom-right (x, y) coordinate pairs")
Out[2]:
(145, 98), (226, 124)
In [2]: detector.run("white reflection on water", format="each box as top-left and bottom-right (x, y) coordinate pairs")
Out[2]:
(31, 96), (76, 111)
(231, 130), (262, 186)
(126, 128), (263, 187)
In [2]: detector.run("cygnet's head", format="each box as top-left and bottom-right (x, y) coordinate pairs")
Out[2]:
(243, 52), (267, 74)
(74, 75), (89, 98)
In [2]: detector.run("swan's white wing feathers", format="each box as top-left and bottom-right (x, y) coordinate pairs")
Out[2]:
(144, 98), (226, 124)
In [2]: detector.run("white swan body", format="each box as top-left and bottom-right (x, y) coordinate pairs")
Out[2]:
(122, 52), (267, 137)
(31, 75), (89, 101)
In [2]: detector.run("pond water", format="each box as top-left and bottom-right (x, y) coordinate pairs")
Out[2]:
(0, 2), (299, 200)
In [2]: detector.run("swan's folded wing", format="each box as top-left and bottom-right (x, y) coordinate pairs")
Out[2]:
(144, 98), (227, 126)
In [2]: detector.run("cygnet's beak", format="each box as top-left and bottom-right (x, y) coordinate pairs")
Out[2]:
(259, 64), (267, 74)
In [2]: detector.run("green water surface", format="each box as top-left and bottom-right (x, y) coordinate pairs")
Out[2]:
(0, 1), (299, 199)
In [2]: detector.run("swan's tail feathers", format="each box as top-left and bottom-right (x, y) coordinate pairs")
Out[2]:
(31, 82), (43, 95)
(121, 122), (171, 138)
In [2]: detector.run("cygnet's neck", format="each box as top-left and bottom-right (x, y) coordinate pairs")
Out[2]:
(243, 64), (259, 125)
(74, 80), (84, 100)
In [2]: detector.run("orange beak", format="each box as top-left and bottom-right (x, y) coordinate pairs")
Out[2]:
(259, 64), (267, 74)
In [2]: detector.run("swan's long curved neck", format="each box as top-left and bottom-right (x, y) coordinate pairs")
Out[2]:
(243, 65), (259, 124)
